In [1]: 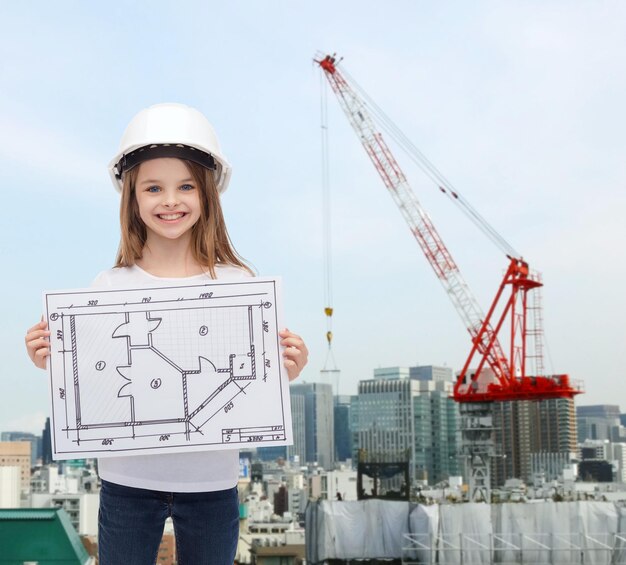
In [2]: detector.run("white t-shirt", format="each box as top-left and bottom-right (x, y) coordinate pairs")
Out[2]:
(91, 263), (251, 492)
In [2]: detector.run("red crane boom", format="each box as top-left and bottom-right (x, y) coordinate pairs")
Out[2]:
(316, 54), (580, 403)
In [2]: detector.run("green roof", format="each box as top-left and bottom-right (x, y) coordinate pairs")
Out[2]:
(0, 507), (89, 564)
(0, 509), (57, 520)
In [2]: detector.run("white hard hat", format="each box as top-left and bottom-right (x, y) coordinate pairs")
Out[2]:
(108, 102), (232, 194)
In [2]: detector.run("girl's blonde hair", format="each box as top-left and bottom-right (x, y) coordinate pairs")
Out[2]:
(114, 159), (253, 278)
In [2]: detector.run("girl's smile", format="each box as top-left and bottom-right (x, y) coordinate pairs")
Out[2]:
(158, 212), (187, 221)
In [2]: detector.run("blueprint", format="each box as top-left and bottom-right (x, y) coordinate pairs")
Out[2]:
(43, 277), (292, 460)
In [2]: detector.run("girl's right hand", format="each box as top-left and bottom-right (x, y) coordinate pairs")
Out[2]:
(25, 320), (51, 370)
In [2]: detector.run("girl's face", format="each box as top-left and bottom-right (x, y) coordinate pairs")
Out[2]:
(134, 158), (201, 244)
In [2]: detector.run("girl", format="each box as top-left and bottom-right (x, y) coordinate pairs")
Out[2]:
(25, 103), (309, 564)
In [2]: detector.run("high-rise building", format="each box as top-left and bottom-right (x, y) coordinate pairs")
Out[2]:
(352, 366), (460, 486)
(288, 393), (306, 464)
(413, 380), (461, 483)
(410, 365), (454, 383)
(334, 395), (353, 462)
(289, 383), (334, 469)
(42, 418), (53, 465)
(492, 400), (530, 485)
(352, 376), (413, 461)
(373, 367), (410, 380)
(577, 404), (623, 442)
(610, 443), (626, 482)
(0, 442), (31, 493)
(577, 405), (621, 420)
(492, 398), (577, 485)
(255, 446), (287, 461)
(258, 386), (310, 463)
(0, 432), (41, 467)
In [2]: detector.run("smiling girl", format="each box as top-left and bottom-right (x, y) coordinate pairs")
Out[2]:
(25, 103), (308, 564)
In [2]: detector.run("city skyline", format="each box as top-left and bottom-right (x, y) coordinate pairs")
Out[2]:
(4, 386), (626, 493)
(2, 2), (625, 434)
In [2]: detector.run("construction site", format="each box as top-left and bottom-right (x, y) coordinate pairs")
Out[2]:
(304, 52), (623, 564)
(306, 499), (626, 564)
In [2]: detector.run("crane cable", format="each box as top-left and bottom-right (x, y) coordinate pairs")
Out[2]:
(320, 71), (338, 373)
(340, 66), (521, 260)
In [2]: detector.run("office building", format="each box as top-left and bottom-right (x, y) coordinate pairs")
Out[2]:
(611, 443), (626, 482)
(334, 395), (353, 462)
(288, 393), (306, 464)
(578, 405), (621, 420)
(410, 365), (454, 383)
(289, 383), (334, 469)
(0, 432), (41, 467)
(413, 380), (460, 483)
(256, 446), (287, 461)
(352, 366), (460, 486)
(577, 404), (623, 443)
(42, 417), (53, 465)
(0, 442), (31, 493)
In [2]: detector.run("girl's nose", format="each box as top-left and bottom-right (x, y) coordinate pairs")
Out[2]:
(162, 189), (180, 207)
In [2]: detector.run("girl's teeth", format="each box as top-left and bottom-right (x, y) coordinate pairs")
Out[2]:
(159, 213), (183, 220)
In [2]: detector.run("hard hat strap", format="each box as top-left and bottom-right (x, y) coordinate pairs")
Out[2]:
(114, 144), (217, 179)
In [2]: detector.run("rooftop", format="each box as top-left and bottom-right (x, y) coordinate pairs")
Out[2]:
(0, 507), (90, 564)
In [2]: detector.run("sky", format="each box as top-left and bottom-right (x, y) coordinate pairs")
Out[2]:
(1, 1), (625, 434)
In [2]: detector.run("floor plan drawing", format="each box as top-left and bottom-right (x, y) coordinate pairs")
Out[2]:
(44, 277), (291, 460)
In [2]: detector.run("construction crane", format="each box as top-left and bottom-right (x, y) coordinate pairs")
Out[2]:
(315, 53), (582, 501)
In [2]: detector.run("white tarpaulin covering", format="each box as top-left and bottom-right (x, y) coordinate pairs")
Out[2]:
(438, 503), (493, 564)
(306, 500), (410, 562)
(306, 500), (626, 564)
(495, 501), (620, 564)
(407, 504), (439, 563)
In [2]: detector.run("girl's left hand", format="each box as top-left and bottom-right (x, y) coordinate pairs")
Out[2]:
(279, 329), (308, 381)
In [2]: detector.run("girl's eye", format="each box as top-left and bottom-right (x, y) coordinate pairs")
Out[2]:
(180, 184), (194, 191)
(146, 186), (161, 193)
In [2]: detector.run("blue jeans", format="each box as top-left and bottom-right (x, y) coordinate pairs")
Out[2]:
(98, 480), (239, 565)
